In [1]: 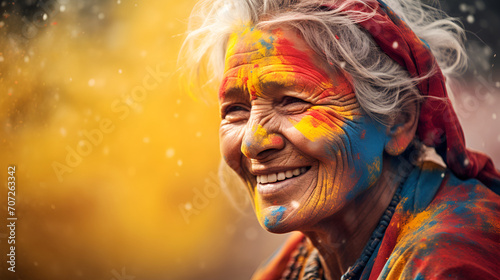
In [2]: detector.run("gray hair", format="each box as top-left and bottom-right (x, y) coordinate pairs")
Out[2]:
(179, 0), (466, 124)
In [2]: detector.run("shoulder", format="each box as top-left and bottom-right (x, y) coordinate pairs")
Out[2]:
(386, 230), (500, 280)
(381, 162), (500, 279)
(398, 161), (500, 225)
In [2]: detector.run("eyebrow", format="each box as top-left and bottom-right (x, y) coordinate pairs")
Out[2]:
(220, 78), (295, 102)
(220, 87), (247, 101)
(220, 56), (348, 98)
(220, 85), (256, 108)
(219, 76), (247, 100)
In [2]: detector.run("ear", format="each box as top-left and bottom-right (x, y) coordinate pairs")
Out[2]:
(384, 99), (419, 156)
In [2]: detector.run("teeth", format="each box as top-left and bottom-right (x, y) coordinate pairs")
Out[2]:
(257, 167), (309, 184)
(260, 175), (268, 184)
(268, 173), (277, 183)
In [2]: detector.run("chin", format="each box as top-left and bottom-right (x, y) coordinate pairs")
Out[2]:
(260, 217), (296, 234)
(255, 202), (313, 234)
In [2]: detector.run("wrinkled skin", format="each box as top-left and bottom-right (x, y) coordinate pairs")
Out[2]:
(218, 25), (392, 234)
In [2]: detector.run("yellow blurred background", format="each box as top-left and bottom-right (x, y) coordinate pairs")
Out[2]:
(0, 1), (288, 279)
(0, 0), (498, 280)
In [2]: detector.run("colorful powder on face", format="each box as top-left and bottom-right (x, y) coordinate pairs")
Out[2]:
(241, 124), (283, 156)
(264, 206), (287, 229)
(289, 108), (354, 142)
(221, 25), (354, 102)
(221, 24), (389, 231)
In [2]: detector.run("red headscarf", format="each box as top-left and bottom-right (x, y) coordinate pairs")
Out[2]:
(324, 0), (500, 192)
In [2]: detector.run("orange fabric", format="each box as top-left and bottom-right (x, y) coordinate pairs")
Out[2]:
(252, 232), (306, 280)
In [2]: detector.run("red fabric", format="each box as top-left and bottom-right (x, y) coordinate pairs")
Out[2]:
(367, 162), (500, 280)
(323, 0), (500, 191)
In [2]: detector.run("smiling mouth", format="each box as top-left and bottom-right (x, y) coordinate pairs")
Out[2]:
(257, 166), (311, 184)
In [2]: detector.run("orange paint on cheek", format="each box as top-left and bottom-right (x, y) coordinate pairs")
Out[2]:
(291, 114), (342, 142)
(289, 107), (355, 142)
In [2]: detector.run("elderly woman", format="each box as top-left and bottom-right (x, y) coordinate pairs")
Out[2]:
(181, 0), (500, 279)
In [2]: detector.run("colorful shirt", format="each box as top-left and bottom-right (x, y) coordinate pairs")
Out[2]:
(252, 161), (500, 280)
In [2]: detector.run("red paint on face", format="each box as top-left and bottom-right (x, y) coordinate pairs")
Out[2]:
(219, 27), (354, 103)
(271, 135), (283, 146)
(219, 25), (388, 233)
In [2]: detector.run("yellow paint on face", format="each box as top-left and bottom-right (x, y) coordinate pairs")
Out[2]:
(240, 124), (283, 157)
(222, 25), (346, 100)
(253, 124), (271, 143)
(289, 105), (355, 142)
(367, 156), (381, 185)
(225, 27), (283, 72)
(220, 25), (386, 233)
(290, 114), (342, 142)
(224, 27), (292, 98)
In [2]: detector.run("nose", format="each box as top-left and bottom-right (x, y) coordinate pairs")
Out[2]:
(241, 123), (285, 159)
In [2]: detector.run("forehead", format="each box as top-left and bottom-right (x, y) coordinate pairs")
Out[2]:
(220, 24), (353, 100)
(224, 25), (323, 73)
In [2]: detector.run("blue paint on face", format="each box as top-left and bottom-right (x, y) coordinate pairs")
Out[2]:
(259, 35), (275, 51)
(264, 206), (286, 229)
(342, 115), (388, 201)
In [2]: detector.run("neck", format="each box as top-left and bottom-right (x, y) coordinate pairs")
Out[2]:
(301, 156), (405, 280)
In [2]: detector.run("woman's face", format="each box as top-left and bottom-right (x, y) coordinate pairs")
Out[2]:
(219, 25), (389, 233)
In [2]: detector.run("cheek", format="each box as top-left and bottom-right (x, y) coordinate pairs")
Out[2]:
(343, 119), (387, 198)
(288, 111), (387, 198)
(291, 114), (344, 142)
(219, 125), (244, 173)
(287, 109), (353, 159)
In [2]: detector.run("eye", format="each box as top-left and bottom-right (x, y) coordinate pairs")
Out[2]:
(278, 95), (311, 114)
(226, 105), (247, 114)
(222, 104), (250, 122)
(281, 96), (306, 106)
